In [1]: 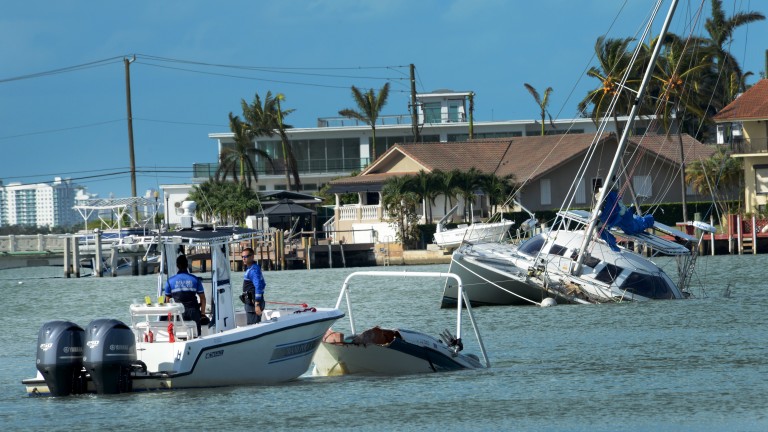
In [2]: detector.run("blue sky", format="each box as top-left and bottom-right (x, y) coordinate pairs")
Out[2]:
(1, 0), (766, 199)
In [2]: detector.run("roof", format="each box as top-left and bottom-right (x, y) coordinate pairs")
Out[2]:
(328, 133), (716, 192)
(712, 79), (768, 122)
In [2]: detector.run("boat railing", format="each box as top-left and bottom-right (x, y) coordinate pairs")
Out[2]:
(335, 271), (490, 368)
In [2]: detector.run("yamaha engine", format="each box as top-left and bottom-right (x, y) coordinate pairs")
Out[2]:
(83, 318), (137, 394)
(36, 320), (86, 396)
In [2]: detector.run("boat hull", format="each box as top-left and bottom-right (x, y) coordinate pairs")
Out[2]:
(312, 328), (482, 376)
(433, 220), (514, 249)
(443, 246), (548, 307)
(24, 308), (344, 396)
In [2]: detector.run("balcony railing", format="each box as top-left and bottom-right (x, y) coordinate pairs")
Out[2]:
(193, 157), (370, 180)
(731, 137), (768, 154)
(338, 205), (387, 221)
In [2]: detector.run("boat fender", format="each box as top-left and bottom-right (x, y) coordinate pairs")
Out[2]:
(540, 297), (557, 307)
(167, 313), (175, 343)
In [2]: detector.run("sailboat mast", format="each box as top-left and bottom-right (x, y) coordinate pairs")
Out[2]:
(573, 0), (679, 274)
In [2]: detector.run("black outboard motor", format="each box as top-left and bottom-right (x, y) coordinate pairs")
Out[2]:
(36, 320), (86, 396)
(83, 318), (137, 394)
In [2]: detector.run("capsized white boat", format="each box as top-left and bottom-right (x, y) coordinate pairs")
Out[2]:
(312, 271), (490, 376)
(23, 226), (344, 397)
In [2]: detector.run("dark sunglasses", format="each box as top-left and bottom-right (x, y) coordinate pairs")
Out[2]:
(241, 254), (252, 259)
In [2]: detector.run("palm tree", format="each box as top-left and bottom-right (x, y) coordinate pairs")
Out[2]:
(454, 168), (483, 223)
(241, 91), (302, 191)
(338, 83), (390, 162)
(704, 0), (765, 109)
(523, 83), (554, 136)
(479, 173), (518, 216)
(685, 147), (743, 200)
(410, 170), (435, 223)
(381, 175), (420, 248)
(215, 113), (273, 188)
(187, 180), (261, 225)
(651, 35), (712, 222)
(578, 36), (639, 135)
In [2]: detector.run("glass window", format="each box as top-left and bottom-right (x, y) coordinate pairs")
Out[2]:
(424, 102), (441, 123)
(620, 272), (675, 299)
(343, 138), (361, 170)
(594, 262), (622, 284)
(518, 235), (546, 256)
(548, 243), (568, 256)
(633, 175), (652, 198)
(326, 138), (343, 171)
(540, 179), (551, 205)
(755, 165), (768, 194)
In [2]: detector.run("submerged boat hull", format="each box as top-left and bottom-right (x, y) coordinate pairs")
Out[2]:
(443, 244), (548, 307)
(312, 328), (482, 376)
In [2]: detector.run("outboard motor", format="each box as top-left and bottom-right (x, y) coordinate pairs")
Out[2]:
(36, 320), (86, 396)
(83, 318), (136, 394)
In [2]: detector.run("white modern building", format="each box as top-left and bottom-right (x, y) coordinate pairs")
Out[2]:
(163, 90), (658, 227)
(0, 177), (84, 228)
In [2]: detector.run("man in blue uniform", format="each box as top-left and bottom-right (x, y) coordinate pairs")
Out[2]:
(241, 247), (266, 324)
(164, 254), (206, 335)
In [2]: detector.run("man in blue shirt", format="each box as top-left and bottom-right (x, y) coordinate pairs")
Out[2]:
(164, 254), (206, 335)
(241, 247), (266, 324)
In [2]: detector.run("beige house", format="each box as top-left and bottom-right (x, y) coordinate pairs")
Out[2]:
(713, 79), (768, 214)
(326, 133), (717, 242)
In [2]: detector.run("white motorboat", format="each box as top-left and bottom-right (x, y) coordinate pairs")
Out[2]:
(312, 271), (490, 376)
(23, 226), (344, 396)
(432, 205), (514, 250)
(442, 0), (715, 307)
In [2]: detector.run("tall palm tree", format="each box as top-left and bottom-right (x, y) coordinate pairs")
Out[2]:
(381, 175), (420, 248)
(578, 36), (639, 135)
(651, 35), (712, 223)
(241, 91), (302, 191)
(704, 0), (765, 109)
(187, 180), (261, 225)
(338, 82), (390, 162)
(479, 173), (518, 216)
(275, 94), (301, 191)
(523, 83), (554, 136)
(409, 170), (434, 223)
(454, 168), (483, 223)
(215, 113), (273, 188)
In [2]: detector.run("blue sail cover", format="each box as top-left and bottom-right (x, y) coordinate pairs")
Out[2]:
(598, 190), (655, 251)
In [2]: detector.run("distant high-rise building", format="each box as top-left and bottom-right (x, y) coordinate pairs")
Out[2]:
(0, 177), (85, 228)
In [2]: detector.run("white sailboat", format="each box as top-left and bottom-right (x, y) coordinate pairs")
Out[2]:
(443, 0), (715, 307)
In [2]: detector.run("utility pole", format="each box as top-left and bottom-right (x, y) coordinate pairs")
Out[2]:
(468, 92), (475, 140)
(124, 56), (137, 200)
(410, 63), (419, 143)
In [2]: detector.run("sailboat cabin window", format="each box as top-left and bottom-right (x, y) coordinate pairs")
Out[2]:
(548, 243), (568, 256)
(594, 262), (622, 284)
(755, 165), (768, 194)
(518, 235), (546, 256)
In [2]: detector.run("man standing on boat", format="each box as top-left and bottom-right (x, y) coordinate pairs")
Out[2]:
(241, 247), (266, 324)
(164, 254), (206, 335)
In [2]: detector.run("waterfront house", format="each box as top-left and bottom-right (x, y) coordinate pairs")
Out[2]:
(325, 133), (717, 243)
(713, 79), (768, 215)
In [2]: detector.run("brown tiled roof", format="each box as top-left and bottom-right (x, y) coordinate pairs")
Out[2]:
(712, 79), (768, 122)
(329, 132), (715, 187)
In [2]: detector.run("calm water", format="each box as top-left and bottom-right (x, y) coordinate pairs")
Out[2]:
(1, 255), (767, 431)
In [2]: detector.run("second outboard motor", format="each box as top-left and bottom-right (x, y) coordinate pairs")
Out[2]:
(36, 320), (86, 396)
(83, 318), (137, 394)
